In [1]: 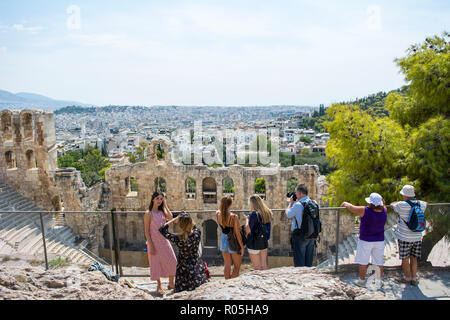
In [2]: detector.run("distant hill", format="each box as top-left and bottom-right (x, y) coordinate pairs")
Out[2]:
(0, 89), (92, 111)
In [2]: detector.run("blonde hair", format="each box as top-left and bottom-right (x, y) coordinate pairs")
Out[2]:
(249, 195), (273, 224)
(219, 196), (233, 226)
(178, 214), (195, 241)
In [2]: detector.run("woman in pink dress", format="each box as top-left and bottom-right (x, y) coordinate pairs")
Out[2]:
(144, 191), (177, 295)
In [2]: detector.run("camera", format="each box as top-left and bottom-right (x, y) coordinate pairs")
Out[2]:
(286, 192), (297, 201)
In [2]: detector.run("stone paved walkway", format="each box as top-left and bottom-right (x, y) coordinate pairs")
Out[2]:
(337, 270), (450, 300)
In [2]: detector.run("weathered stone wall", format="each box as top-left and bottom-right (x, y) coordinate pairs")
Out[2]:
(105, 137), (321, 255)
(53, 168), (108, 253)
(0, 109), (60, 210)
(0, 109), (108, 254)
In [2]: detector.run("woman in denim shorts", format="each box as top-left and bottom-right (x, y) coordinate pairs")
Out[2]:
(216, 196), (244, 279)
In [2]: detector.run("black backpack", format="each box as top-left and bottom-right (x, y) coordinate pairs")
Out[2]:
(297, 200), (321, 241)
(246, 212), (269, 250)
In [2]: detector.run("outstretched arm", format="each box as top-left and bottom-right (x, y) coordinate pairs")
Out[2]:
(340, 202), (365, 217)
(162, 197), (173, 220)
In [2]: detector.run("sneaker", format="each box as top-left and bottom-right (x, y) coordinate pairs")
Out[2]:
(353, 279), (366, 287)
(410, 279), (419, 286)
(375, 279), (384, 288)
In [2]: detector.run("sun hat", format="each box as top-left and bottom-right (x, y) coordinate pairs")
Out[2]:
(400, 185), (415, 197)
(365, 193), (383, 207)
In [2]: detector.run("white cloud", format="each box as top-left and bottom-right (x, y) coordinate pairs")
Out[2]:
(0, 46), (7, 55)
(0, 23), (44, 34)
(67, 33), (139, 50)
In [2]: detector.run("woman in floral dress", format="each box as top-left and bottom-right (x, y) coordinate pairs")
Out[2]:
(159, 212), (209, 293)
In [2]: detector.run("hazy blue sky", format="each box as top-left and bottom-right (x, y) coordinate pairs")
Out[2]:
(0, 0), (448, 106)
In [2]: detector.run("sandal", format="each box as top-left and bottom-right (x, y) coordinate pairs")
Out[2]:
(157, 288), (165, 296)
(395, 277), (410, 284)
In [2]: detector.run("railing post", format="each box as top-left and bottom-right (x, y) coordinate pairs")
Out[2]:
(39, 212), (49, 270)
(110, 208), (122, 277)
(335, 208), (340, 273)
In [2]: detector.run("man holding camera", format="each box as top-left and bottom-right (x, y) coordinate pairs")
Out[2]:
(286, 185), (315, 267)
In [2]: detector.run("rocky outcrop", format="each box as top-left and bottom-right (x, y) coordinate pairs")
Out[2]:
(0, 255), (152, 300)
(167, 267), (385, 300)
(0, 256), (385, 300)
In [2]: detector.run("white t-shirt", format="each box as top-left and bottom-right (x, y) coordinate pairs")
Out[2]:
(392, 200), (427, 242)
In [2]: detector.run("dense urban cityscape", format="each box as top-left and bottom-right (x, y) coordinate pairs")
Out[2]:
(55, 105), (329, 168)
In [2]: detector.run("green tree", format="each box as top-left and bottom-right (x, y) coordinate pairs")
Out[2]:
(324, 104), (408, 206)
(58, 146), (110, 188)
(326, 32), (450, 262)
(297, 136), (312, 144)
(223, 177), (235, 193)
(127, 152), (138, 164)
(254, 178), (266, 194)
(156, 143), (165, 160)
(187, 177), (196, 192)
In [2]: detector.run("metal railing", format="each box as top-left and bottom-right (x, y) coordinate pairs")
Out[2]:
(0, 203), (448, 276)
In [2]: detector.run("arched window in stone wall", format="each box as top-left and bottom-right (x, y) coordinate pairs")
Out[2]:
(5, 151), (15, 169)
(21, 112), (33, 141)
(130, 177), (138, 192)
(156, 143), (165, 161)
(185, 177), (196, 199)
(272, 225), (280, 246)
(26, 150), (36, 169)
(254, 178), (266, 200)
(125, 177), (138, 196)
(202, 177), (217, 204)
(203, 219), (218, 247)
(155, 177), (167, 193)
(223, 177), (234, 197)
(1, 112), (12, 141)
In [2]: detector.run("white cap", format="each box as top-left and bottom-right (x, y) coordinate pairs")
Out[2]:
(365, 193), (383, 207)
(400, 185), (415, 197)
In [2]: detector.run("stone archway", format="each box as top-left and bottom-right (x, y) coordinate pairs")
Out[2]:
(203, 219), (218, 247)
(21, 112), (33, 141)
(202, 177), (217, 204)
(1, 111), (13, 141)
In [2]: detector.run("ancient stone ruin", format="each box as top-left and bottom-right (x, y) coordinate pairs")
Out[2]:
(0, 109), (351, 266)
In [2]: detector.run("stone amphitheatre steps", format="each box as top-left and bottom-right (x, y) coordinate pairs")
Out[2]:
(0, 180), (98, 266)
(317, 214), (401, 270)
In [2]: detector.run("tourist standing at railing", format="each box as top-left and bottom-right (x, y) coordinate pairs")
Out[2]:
(144, 191), (177, 296)
(159, 212), (209, 293)
(390, 185), (428, 286)
(245, 195), (272, 270)
(286, 185), (317, 267)
(341, 193), (387, 288)
(216, 195), (244, 279)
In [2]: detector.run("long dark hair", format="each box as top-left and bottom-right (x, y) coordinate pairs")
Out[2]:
(149, 191), (165, 212)
(219, 195), (233, 226)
